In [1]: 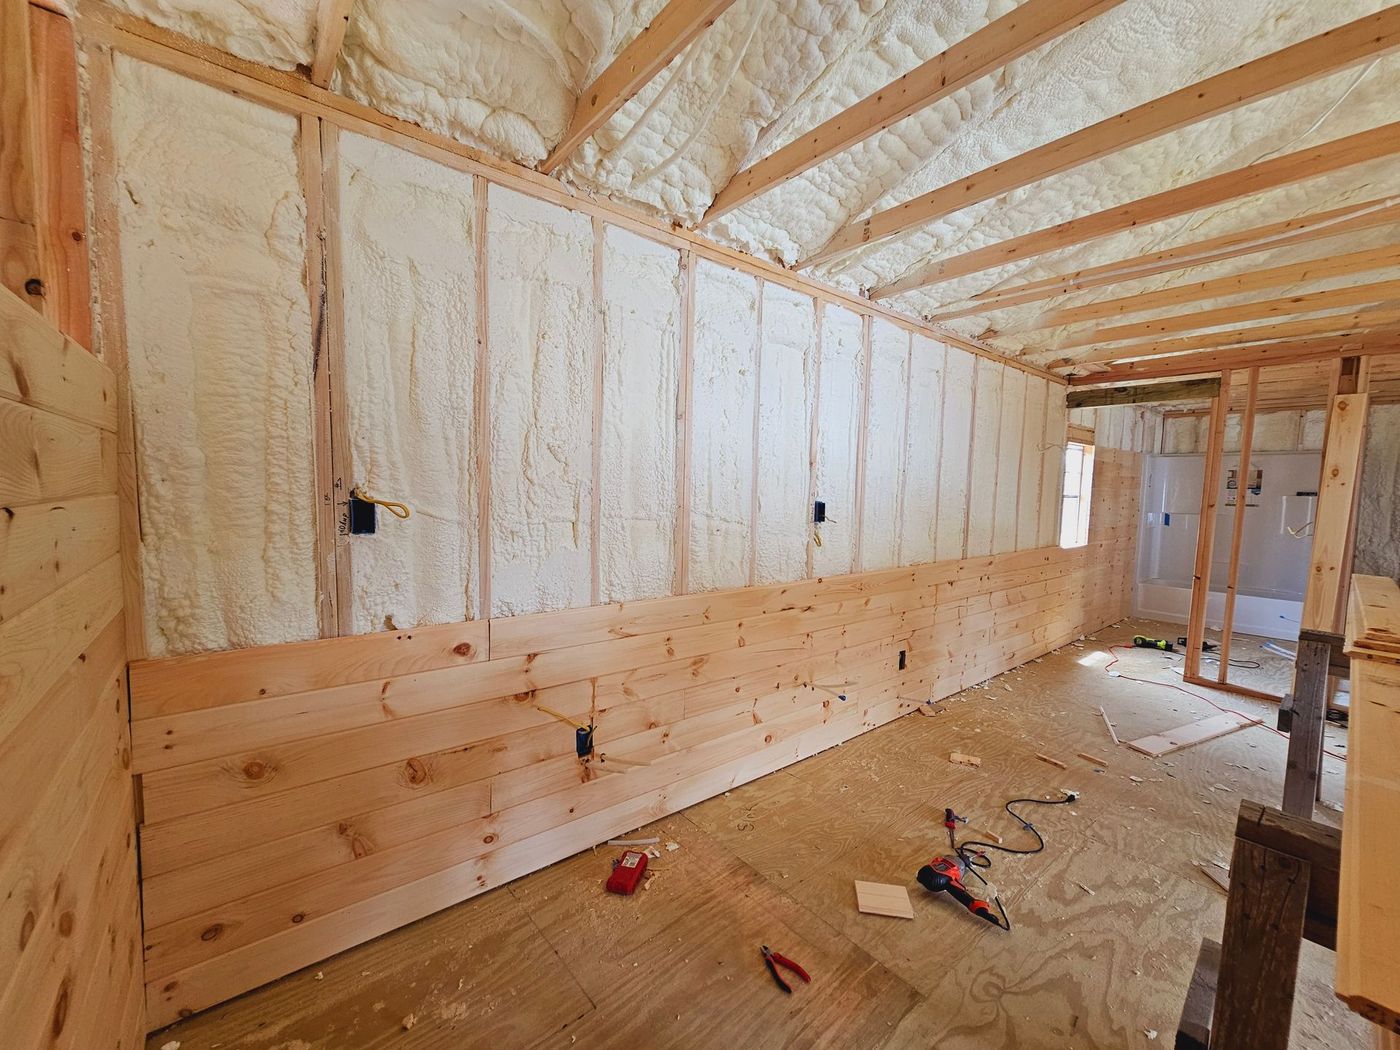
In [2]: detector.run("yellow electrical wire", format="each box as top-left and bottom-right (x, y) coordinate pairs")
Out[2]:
(534, 703), (587, 730)
(352, 484), (411, 519)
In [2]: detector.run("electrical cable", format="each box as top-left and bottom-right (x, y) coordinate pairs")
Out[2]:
(952, 792), (1078, 932)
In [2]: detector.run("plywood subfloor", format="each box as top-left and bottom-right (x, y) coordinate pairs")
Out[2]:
(145, 619), (1363, 1049)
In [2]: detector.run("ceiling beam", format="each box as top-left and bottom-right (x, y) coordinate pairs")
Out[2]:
(871, 120), (1400, 299)
(804, 7), (1400, 271)
(1066, 331), (1400, 385)
(540, 0), (738, 175)
(923, 197), (1400, 323)
(309, 0), (352, 88)
(1050, 279), (1400, 350)
(701, 0), (1123, 224)
(1023, 243), (1400, 332)
(1045, 308), (1400, 368)
(1066, 377), (1221, 408)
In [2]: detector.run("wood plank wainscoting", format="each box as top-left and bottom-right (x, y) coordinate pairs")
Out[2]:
(0, 285), (145, 1044)
(130, 448), (1140, 1028)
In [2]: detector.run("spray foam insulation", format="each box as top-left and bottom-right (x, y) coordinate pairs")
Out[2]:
(112, 1), (1400, 356)
(935, 347), (975, 561)
(811, 304), (863, 577)
(487, 186), (595, 617)
(1357, 403), (1400, 581)
(858, 319), (909, 571)
(337, 131), (479, 633)
(992, 367), (1027, 555)
(966, 357), (1003, 558)
(111, 56), (317, 657)
(1017, 378), (1049, 551)
(753, 282), (816, 585)
(599, 226), (682, 603)
(899, 335), (944, 567)
(687, 260), (758, 592)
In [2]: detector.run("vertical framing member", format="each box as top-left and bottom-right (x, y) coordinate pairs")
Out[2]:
(674, 248), (696, 594)
(804, 298), (824, 579)
(1216, 367), (1259, 684)
(1185, 369), (1231, 681)
(747, 278), (764, 585)
(852, 314), (873, 570)
(589, 214), (605, 606)
(473, 176), (492, 618)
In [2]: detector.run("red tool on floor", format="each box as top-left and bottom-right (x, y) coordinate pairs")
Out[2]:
(605, 850), (648, 895)
(760, 945), (811, 994)
(916, 855), (1002, 927)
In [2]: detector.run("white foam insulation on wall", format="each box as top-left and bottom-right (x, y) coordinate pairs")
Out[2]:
(899, 335), (944, 566)
(110, 55), (317, 656)
(935, 347), (976, 560)
(858, 319), (909, 570)
(811, 303), (863, 576)
(688, 259), (758, 591)
(753, 282), (815, 585)
(966, 357), (1003, 557)
(109, 0), (318, 70)
(486, 185), (594, 617)
(599, 226), (682, 603)
(992, 366), (1026, 554)
(1017, 377), (1048, 550)
(1356, 403), (1400, 580)
(337, 131), (479, 633)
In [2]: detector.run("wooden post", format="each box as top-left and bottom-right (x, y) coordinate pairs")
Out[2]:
(1281, 635), (1330, 817)
(0, 0), (42, 311)
(1302, 378), (1369, 632)
(1217, 368), (1258, 682)
(1210, 838), (1310, 1050)
(1185, 371), (1229, 680)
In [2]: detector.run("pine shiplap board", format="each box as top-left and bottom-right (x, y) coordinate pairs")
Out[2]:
(0, 494), (118, 623)
(0, 397), (116, 505)
(0, 286), (115, 430)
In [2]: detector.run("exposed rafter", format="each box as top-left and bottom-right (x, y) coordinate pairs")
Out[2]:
(803, 7), (1400, 271)
(1065, 331), (1400, 385)
(1066, 377), (1221, 408)
(923, 197), (1400, 323)
(1049, 279), (1400, 350)
(1044, 307), (1400, 368)
(309, 0), (353, 88)
(1020, 243), (1400, 331)
(540, 0), (738, 175)
(701, 0), (1123, 224)
(872, 120), (1400, 299)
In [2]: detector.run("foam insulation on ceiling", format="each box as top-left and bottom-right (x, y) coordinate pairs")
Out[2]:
(337, 130), (479, 633)
(934, 347), (975, 560)
(858, 318), (909, 571)
(688, 259), (758, 592)
(992, 366), (1026, 554)
(1356, 403), (1400, 581)
(898, 335), (943, 566)
(965, 357), (1003, 557)
(486, 185), (594, 617)
(811, 303), (864, 577)
(108, 0), (319, 70)
(753, 282), (816, 585)
(599, 226), (682, 603)
(111, 55), (317, 656)
(1016, 377), (1048, 550)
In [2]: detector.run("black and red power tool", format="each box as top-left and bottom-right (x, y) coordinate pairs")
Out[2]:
(916, 855), (1002, 926)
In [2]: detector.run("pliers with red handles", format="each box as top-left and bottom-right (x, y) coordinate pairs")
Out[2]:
(761, 944), (811, 993)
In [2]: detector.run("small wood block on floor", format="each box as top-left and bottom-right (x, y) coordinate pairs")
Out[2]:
(1127, 711), (1261, 758)
(854, 881), (914, 920)
(949, 752), (981, 768)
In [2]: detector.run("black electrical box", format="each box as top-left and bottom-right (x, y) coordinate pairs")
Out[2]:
(813, 500), (826, 523)
(348, 492), (377, 535)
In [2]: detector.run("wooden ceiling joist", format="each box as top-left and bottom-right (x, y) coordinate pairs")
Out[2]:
(540, 0), (738, 175)
(309, 0), (353, 88)
(1066, 331), (1400, 385)
(1050, 278), (1400, 350)
(873, 119), (1400, 299)
(804, 7), (1400, 271)
(1023, 243), (1400, 332)
(1066, 377), (1221, 408)
(924, 196), (1400, 323)
(1047, 307), (1400, 369)
(701, 0), (1123, 224)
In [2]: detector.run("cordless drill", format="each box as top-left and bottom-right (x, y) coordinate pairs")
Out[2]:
(916, 855), (1002, 926)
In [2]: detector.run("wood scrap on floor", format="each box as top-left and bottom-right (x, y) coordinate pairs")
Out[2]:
(1195, 863), (1230, 894)
(1036, 753), (1068, 769)
(854, 881), (914, 919)
(1100, 705), (1121, 745)
(949, 752), (982, 768)
(1127, 711), (1261, 758)
(1078, 751), (1109, 766)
